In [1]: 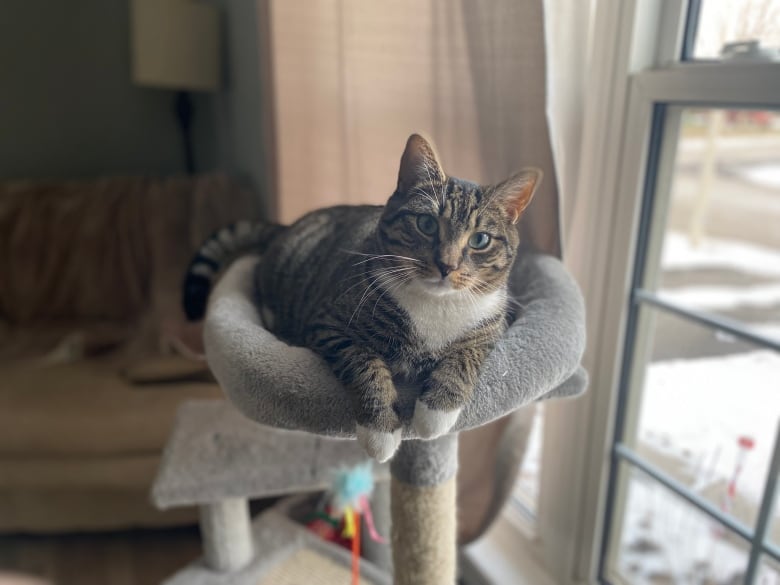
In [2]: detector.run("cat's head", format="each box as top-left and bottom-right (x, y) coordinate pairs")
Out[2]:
(376, 133), (541, 296)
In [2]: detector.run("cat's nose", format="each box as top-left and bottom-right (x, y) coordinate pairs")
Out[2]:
(435, 260), (458, 278)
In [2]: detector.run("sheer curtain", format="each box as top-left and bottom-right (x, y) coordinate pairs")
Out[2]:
(543, 0), (595, 240)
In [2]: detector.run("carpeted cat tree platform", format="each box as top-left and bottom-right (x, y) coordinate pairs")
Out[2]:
(194, 243), (586, 585)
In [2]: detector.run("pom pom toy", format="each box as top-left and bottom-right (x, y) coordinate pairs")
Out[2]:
(331, 462), (374, 512)
(306, 462), (387, 584)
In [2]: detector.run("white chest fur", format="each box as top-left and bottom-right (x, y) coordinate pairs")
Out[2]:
(390, 282), (506, 353)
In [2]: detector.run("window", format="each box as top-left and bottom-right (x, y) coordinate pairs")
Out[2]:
(491, 3), (779, 584)
(507, 404), (545, 532)
(688, 0), (780, 60)
(598, 4), (780, 585)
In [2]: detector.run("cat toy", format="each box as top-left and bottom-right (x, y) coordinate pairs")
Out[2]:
(306, 462), (386, 585)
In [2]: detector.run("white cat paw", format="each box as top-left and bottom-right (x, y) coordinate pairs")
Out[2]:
(411, 401), (461, 439)
(356, 425), (402, 462)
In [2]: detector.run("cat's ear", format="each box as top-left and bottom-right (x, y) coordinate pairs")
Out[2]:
(397, 133), (445, 192)
(493, 168), (542, 224)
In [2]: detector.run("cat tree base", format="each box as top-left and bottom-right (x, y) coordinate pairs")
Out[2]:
(162, 500), (392, 585)
(152, 401), (391, 585)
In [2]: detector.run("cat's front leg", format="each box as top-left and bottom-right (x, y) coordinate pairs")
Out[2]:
(342, 353), (402, 462)
(413, 342), (491, 439)
(350, 359), (403, 462)
(313, 330), (402, 461)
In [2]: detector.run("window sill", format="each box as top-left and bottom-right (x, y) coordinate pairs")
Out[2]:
(459, 514), (558, 585)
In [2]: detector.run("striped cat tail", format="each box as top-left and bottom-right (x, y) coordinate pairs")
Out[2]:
(182, 220), (285, 321)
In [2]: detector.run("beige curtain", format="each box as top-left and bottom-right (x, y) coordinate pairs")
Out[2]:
(263, 0), (562, 542)
(267, 0), (561, 256)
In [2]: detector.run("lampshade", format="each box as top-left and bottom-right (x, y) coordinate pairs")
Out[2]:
(131, 0), (221, 92)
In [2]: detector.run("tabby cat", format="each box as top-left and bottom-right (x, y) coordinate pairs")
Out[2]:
(183, 134), (540, 462)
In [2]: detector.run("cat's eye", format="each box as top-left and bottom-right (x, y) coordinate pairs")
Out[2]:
(416, 214), (438, 236)
(468, 232), (491, 250)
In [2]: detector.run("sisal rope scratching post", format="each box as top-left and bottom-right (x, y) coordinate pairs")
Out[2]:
(391, 436), (458, 585)
(203, 251), (586, 584)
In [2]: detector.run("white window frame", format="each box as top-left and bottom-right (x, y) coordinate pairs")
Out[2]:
(487, 2), (780, 584)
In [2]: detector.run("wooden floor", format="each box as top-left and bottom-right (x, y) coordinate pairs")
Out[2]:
(0, 527), (202, 585)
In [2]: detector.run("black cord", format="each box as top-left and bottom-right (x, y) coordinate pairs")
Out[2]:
(175, 90), (195, 174)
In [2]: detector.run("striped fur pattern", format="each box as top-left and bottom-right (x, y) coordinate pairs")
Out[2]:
(182, 221), (285, 320)
(184, 134), (541, 461)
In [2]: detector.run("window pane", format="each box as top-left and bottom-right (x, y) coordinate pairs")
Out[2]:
(759, 555), (780, 583)
(691, 0), (780, 60)
(772, 481), (780, 546)
(625, 305), (779, 529)
(507, 404), (543, 531)
(654, 108), (780, 344)
(608, 463), (751, 583)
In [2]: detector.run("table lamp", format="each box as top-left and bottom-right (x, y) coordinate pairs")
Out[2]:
(130, 0), (221, 173)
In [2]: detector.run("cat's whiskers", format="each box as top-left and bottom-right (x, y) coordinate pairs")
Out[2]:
(333, 272), (378, 303)
(409, 186), (440, 212)
(333, 264), (400, 295)
(370, 267), (419, 295)
(411, 187), (441, 214)
(369, 265), (418, 289)
(421, 160), (445, 207)
(347, 265), (418, 326)
(342, 250), (422, 266)
(371, 269), (415, 318)
(348, 276), (384, 327)
(470, 276), (497, 294)
(463, 285), (484, 319)
(334, 254), (419, 305)
(334, 263), (413, 305)
(349, 276), (397, 326)
(469, 275), (495, 291)
(433, 163), (447, 204)
(352, 258), (421, 269)
(471, 277), (522, 311)
(344, 264), (412, 294)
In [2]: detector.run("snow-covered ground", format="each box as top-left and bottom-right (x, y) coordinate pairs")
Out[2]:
(659, 283), (780, 313)
(738, 163), (780, 190)
(511, 228), (780, 583)
(638, 350), (779, 505)
(608, 347), (780, 584)
(617, 471), (753, 585)
(621, 229), (780, 583)
(661, 232), (780, 279)
(659, 234), (780, 342)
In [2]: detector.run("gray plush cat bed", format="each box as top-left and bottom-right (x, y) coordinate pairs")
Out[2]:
(202, 250), (586, 584)
(207, 255), (585, 436)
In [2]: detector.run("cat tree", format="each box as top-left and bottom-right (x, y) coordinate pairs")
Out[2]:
(192, 242), (586, 584)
